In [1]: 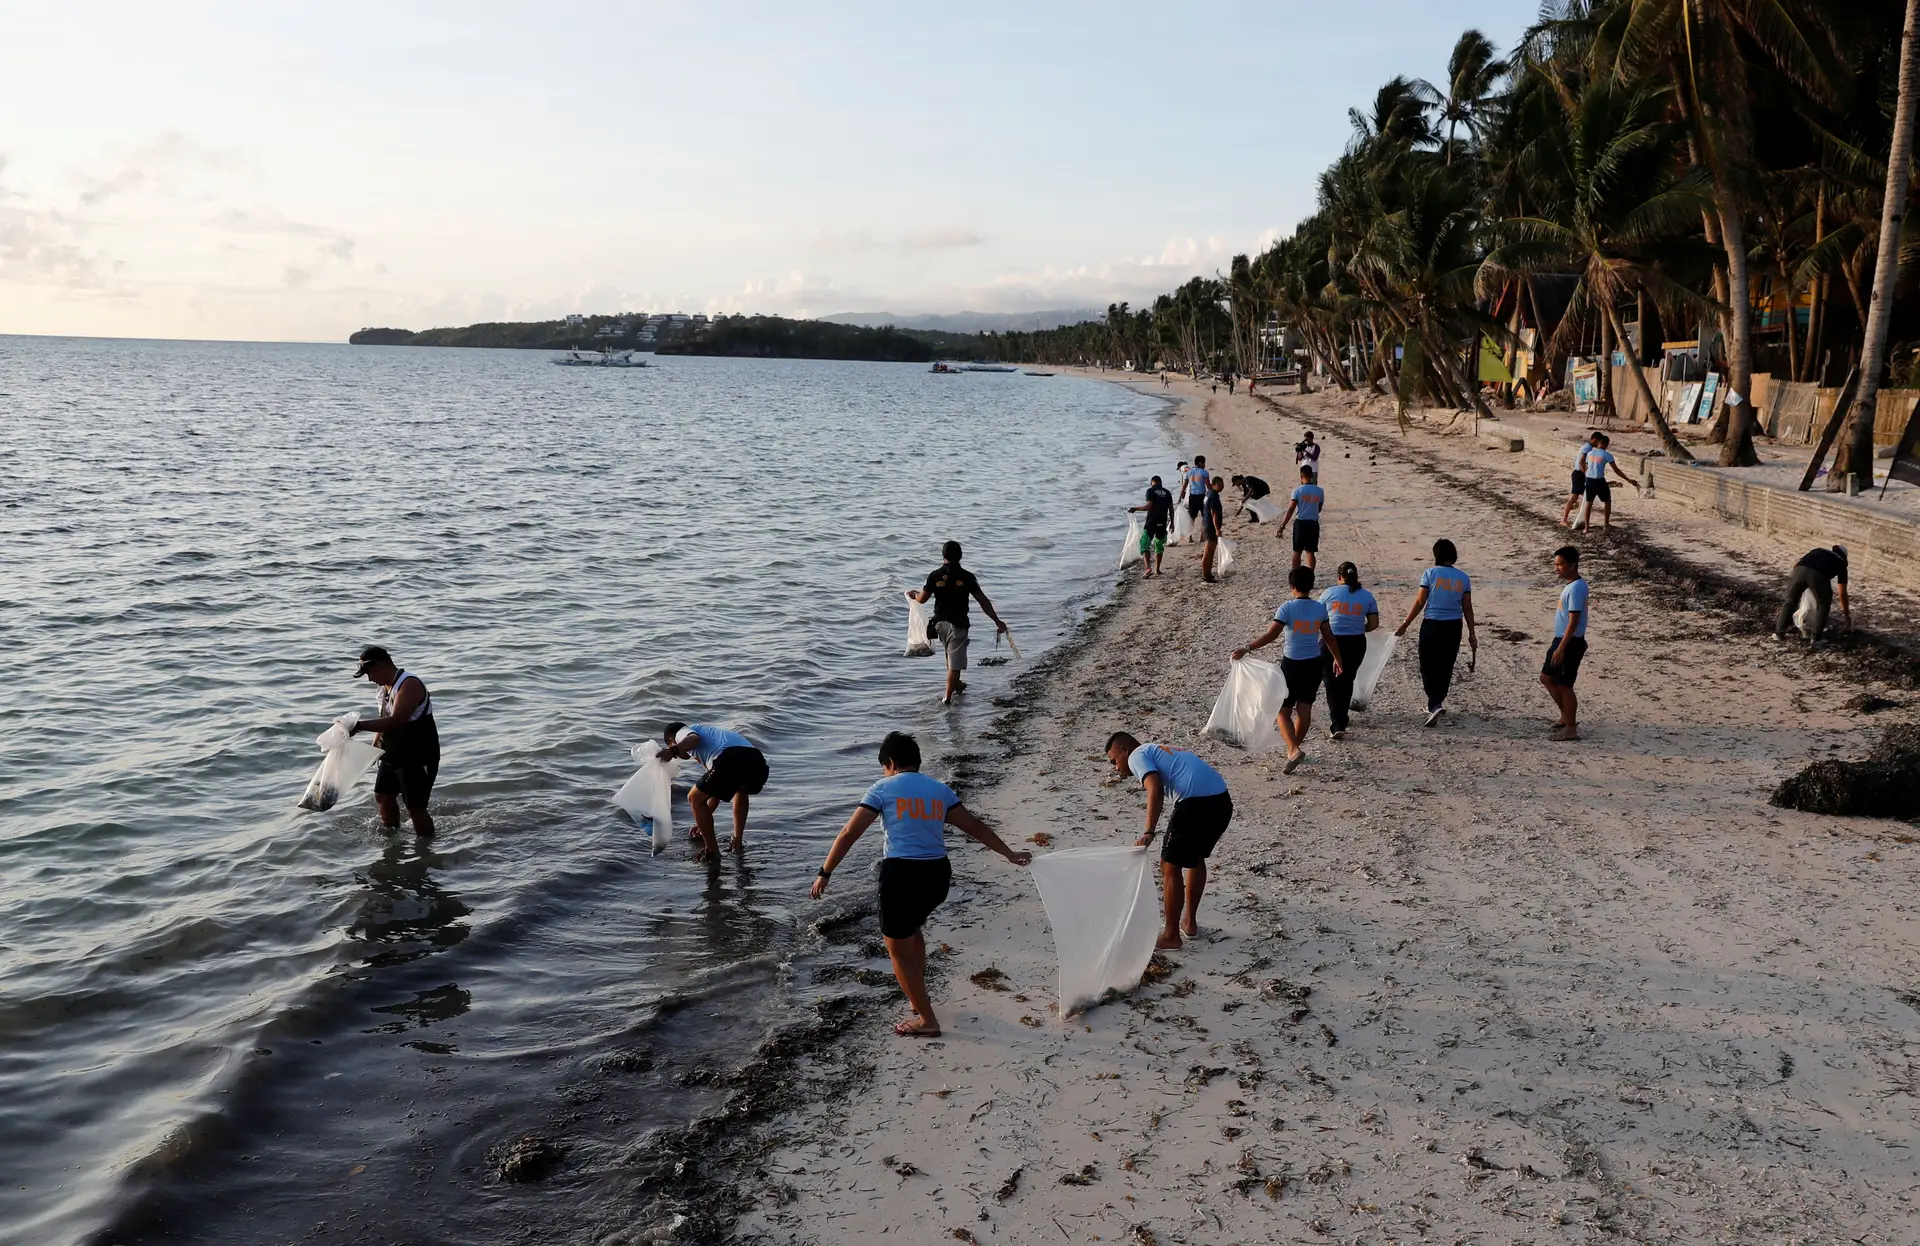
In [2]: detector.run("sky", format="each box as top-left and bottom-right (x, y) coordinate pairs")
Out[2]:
(0, 1), (1542, 342)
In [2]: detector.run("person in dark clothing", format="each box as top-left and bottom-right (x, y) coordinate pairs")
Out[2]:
(908, 541), (1007, 704)
(1772, 545), (1851, 643)
(1230, 474), (1271, 517)
(1317, 561), (1380, 739)
(1393, 539), (1478, 726)
(349, 645), (440, 837)
(1129, 475), (1175, 578)
(1199, 476), (1227, 583)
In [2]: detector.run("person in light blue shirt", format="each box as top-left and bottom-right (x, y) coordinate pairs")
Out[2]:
(1276, 464), (1326, 571)
(1394, 539), (1478, 724)
(659, 722), (770, 861)
(812, 731), (1030, 1038)
(1560, 433), (1600, 527)
(1541, 544), (1590, 741)
(1233, 566), (1341, 773)
(1318, 561), (1381, 739)
(1104, 731), (1233, 950)
(1576, 432), (1639, 534)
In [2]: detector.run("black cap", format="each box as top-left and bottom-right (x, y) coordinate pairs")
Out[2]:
(355, 645), (391, 677)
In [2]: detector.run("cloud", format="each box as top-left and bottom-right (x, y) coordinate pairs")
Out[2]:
(76, 132), (242, 206)
(900, 226), (985, 250)
(808, 224), (986, 255)
(211, 206), (356, 264)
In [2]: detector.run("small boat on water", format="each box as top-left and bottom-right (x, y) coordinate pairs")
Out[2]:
(554, 349), (651, 368)
(962, 363), (1018, 373)
(929, 362), (963, 374)
(1023, 371), (1055, 377)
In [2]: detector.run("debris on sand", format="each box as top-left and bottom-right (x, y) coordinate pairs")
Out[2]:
(1771, 725), (1920, 819)
(970, 967), (1011, 991)
(489, 1133), (567, 1183)
(1843, 692), (1899, 715)
(995, 1167), (1023, 1202)
(1058, 1162), (1098, 1185)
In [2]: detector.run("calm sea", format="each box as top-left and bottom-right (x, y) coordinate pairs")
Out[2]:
(0, 339), (1171, 1245)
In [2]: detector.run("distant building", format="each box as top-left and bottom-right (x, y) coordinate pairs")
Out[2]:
(565, 313), (585, 327)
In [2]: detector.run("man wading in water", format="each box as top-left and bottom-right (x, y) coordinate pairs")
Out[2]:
(908, 541), (1007, 705)
(349, 645), (440, 837)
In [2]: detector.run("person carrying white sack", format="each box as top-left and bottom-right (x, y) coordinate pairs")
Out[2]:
(1317, 560), (1380, 741)
(347, 645), (439, 838)
(1103, 732), (1233, 951)
(1232, 566), (1341, 773)
(657, 722), (769, 862)
(1127, 474), (1175, 579)
(811, 731), (1031, 1038)
(907, 540), (1008, 706)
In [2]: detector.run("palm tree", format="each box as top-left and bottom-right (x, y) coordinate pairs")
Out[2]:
(1420, 30), (1505, 165)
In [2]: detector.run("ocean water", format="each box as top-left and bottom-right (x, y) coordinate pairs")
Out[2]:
(0, 338), (1171, 1245)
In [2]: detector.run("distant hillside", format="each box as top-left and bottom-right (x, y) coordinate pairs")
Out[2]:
(822, 309), (1101, 333)
(659, 316), (931, 362)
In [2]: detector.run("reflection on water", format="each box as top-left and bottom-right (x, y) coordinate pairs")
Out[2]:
(345, 838), (472, 973)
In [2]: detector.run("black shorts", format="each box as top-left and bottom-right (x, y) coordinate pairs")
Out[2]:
(1569, 470), (1586, 497)
(694, 746), (769, 801)
(1585, 479), (1612, 504)
(1293, 519), (1320, 553)
(1281, 655), (1324, 707)
(1542, 635), (1588, 686)
(1187, 494), (1205, 517)
(877, 856), (952, 938)
(374, 757), (438, 807)
(1162, 791), (1233, 869)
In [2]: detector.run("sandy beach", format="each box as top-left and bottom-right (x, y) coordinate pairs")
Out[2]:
(715, 374), (1920, 1245)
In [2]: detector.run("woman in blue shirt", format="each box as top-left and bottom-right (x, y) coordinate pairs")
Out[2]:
(1317, 561), (1380, 739)
(811, 732), (1031, 1038)
(1233, 565), (1342, 773)
(1393, 539), (1478, 725)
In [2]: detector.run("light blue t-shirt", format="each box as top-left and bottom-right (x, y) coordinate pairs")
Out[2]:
(1583, 448), (1615, 479)
(1127, 744), (1228, 801)
(1556, 576), (1590, 638)
(1574, 443), (1593, 470)
(1273, 597), (1330, 659)
(1319, 584), (1378, 636)
(859, 771), (959, 860)
(1291, 483), (1325, 521)
(676, 724), (754, 767)
(1420, 565), (1472, 621)
(1185, 466), (1211, 496)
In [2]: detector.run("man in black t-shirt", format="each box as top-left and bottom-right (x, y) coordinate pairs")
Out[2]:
(1199, 477), (1227, 583)
(1773, 544), (1851, 643)
(1129, 475), (1175, 578)
(910, 540), (1008, 704)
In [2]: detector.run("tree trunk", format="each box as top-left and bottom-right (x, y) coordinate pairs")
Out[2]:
(1599, 305), (1615, 420)
(1715, 206), (1762, 465)
(1780, 257), (1799, 384)
(1835, 0), (1920, 491)
(1803, 183), (1827, 382)
(1605, 300), (1693, 462)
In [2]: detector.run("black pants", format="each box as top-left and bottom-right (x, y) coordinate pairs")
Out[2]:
(1322, 632), (1368, 732)
(1773, 567), (1833, 640)
(1418, 618), (1463, 712)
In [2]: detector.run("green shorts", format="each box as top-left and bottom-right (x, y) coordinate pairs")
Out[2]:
(1140, 528), (1167, 555)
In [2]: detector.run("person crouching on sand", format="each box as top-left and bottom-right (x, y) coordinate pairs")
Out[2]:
(1233, 566), (1341, 772)
(811, 731), (1031, 1038)
(1394, 538), (1477, 727)
(1104, 732), (1233, 950)
(658, 721), (769, 861)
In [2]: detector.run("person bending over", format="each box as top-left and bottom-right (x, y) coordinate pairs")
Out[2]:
(1234, 565), (1341, 772)
(1772, 544), (1851, 645)
(811, 731), (1030, 1038)
(1541, 545), (1589, 741)
(1230, 473), (1271, 518)
(1318, 561), (1379, 740)
(1394, 539), (1477, 726)
(908, 540), (1008, 704)
(658, 722), (769, 861)
(1129, 475), (1174, 579)
(349, 645), (439, 838)
(1105, 733), (1233, 950)
(1276, 463), (1325, 570)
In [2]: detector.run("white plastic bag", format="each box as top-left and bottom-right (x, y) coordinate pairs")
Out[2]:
(1120, 513), (1143, 568)
(1245, 497), (1281, 524)
(1029, 845), (1162, 1015)
(1216, 539), (1237, 578)
(1349, 632), (1398, 710)
(1792, 590), (1818, 638)
(1203, 657), (1289, 752)
(296, 713), (382, 811)
(613, 747), (682, 855)
(903, 590), (934, 657)
(1171, 499), (1193, 544)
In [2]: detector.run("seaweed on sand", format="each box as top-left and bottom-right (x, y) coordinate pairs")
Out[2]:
(1771, 724), (1920, 819)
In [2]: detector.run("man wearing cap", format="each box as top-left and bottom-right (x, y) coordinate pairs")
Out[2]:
(1773, 545), (1851, 645)
(348, 646), (440, 836)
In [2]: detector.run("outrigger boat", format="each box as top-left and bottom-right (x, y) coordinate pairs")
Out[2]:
(929, 361), (963, 374)
(553, 349), (651, 368)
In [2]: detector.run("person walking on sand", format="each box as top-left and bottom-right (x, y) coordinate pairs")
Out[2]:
(1559, 433), (1600, 527)
(1394, 539), (1478, 727)
(1183, 456), (1212, 533)
(1233, 566), (1341, 772)
(1199, 475), (1227, 583)
(908, 541), (1008, 705)
(811, 731), (1031, 1037)
(1576, 433), (1638, 533)
(657, 722), (770, 861)
(1275, 463), (1325, 570)
(1318, 561), (1379, 740)
(348, 645), (440, 838)
(1541, 545), (1589, 741)
(1129, 474), (1175, 579)
(1772, 544), (1851, 645)
(1103, 732), (1233, 950)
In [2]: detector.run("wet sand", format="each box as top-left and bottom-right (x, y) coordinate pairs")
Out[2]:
(721, 374), (1920, 1245)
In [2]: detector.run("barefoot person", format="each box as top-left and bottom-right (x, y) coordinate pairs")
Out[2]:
(1393, 539), (1478, 727)
(1128, 474), (1175, 578)
(1541, 545), (1589, 740)
(1104, 732), (1233, 949)
(908, 541), (1008, 704)
(811, 731), (1031, 1037)
(1559, 433), (1599, 527)
(658, 722), (769, 860)
(1199, 475), (1227, 582)
(349, 646), (439, 837)
(1182, 455), (1212, 534)
(1577, 433), (1638, 533)
(1318, 560), (1380, 740)
(1229, 473), (1271, 518)
(1232, 566), (1341, 772)
(1275, 463), (1325, 569)
(1771, 544), (1851, 645)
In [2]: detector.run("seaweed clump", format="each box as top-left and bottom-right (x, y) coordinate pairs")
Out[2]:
(1771, 724), (1920, 819)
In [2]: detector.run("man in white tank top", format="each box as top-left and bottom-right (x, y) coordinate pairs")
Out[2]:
(349, 645), (440, 837)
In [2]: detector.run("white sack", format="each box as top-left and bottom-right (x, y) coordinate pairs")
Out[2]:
(1171, 500), (1193, 544)
(1349, 632), (1398, 710)
(1120, 513), (1144, 568)
(1216, 539), (1237, 578)
(1792, 590), (1817, 638)
(903, 590), (935, 657)
(1028, 845), (1162, 1015)
(614, 747), (682, 855)
(1245, 497), (1281, 524)
(296, 713), (382, 811)
(1203, 657), (1289, 752)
